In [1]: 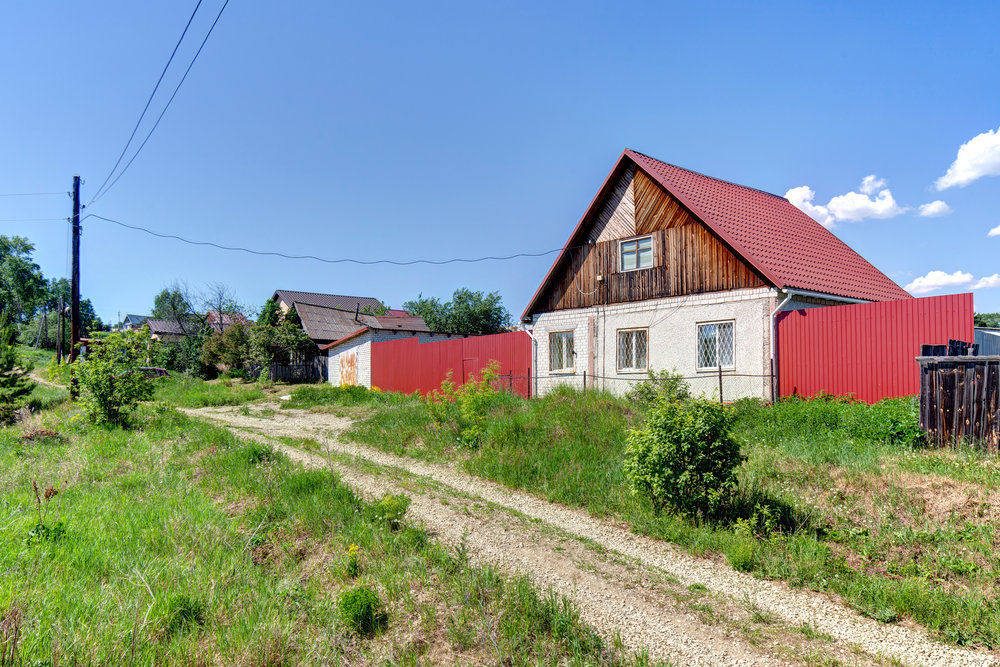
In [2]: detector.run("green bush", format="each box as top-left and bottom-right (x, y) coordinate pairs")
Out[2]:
(0, 311), (34, 423)
(425, 360), (506, 446)
(624, 398), (744, 519)
(624, 368), (691, 409)
(74, 330), (154, 426)
(369, 493), (410, 530)
(338, 586), (384, 635)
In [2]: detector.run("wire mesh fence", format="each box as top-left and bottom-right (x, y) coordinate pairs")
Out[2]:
(485, 369), (772, 403)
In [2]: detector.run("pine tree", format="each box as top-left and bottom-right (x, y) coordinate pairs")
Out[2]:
(0, 309), (35, 423)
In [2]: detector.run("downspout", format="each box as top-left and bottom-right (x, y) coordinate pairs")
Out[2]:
(769, 290), (794, 403)
(524, 325), (537, 398)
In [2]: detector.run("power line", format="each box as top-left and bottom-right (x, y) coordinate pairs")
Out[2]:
(89, 0), (229, 206)
(87, 214), (565, 266)
(88, 0), (205, 205)
(0, 192), (65, 197)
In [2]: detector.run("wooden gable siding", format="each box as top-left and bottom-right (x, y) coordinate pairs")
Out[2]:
(587, 165), (636, 243)
(535, 174), (769, 313)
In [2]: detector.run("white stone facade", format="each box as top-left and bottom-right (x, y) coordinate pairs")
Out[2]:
(528, 287), (779, 400)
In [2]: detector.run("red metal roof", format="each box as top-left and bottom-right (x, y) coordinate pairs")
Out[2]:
(522, 150), (910, 320)
(624, 150), (911, 302)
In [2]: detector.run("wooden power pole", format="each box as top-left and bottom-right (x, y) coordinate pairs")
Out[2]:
(69, 176), (81, 399)
(69, 175), (81, 363)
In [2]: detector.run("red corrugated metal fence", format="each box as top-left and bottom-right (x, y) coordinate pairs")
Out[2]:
(776, 293), (974, 403)
(371, 331), (532, 397)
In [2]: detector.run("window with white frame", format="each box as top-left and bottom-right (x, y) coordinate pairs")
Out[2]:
(697, 321), (734, 370)
(619, 236), (653, 271)
(617, 328), (648, 371)
(549, 331), (575, 372)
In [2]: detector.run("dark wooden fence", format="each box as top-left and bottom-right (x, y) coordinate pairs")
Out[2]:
(250, 352), (327, 383)
(918, 355), (1000, 450)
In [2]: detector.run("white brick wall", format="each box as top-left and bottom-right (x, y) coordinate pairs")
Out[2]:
(529, 287), (778, 400)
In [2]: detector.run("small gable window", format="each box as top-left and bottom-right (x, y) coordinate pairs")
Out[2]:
(549, 331), (575, 372)
(620, 236), (653, 272)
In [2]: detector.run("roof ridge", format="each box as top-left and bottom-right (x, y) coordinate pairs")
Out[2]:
(625, 148), (787, 201)
(277, 289), (380, 300)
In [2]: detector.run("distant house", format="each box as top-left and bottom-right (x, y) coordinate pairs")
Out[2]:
(145, 318), (195, 343)
(205, 310), (251, 331)
(521, 149), (911, 399)
(271, 290), (401, 317)
(121, 314), (150, 330)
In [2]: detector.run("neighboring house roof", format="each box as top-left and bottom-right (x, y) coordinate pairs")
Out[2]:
(123, 314), (150, 325)
(272, 290), (385, 313)
(523, 149), (910, 320)
(145, 318), (194, 336)
(294, 303), (429, 347)
(205, 310), (250, 326)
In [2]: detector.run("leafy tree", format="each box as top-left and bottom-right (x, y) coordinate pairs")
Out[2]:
(975, 312), (1000, 328)
(403, 288), (511, 336)
(0, 309), (34, 423)
(0, 235), (46, 323)
(152, 285), (200, 334)
(258, 298), (280, 327)
(74, 329), (153, 426)
(249, 318), (314, 370)
(201, 322), (251, 373)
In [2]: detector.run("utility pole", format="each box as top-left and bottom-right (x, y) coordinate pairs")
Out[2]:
(69, 176), (81, 398)
(56, 296), (64, 364)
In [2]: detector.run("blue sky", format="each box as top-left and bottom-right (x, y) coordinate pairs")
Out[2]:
(2, 1), (999, 324)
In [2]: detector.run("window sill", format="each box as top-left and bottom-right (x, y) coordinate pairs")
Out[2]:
(617, 368), (648, 374)
(550, 369), (576, 375)
(696, 367), (735, 373)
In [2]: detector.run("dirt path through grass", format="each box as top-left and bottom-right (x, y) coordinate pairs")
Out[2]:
(182, 405), (999, 667)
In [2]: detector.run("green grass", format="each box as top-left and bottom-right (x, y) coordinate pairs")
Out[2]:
(0, 395), (655, 665)
(281, 383), (388, 409)
(153, 374), (265, 408)
(342, 385), (1000, 650)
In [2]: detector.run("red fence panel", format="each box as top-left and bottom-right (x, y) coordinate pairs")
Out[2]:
(777, 293), (973, 403)
(371, 331), (532, 397)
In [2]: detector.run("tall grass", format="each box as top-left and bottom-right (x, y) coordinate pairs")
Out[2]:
(343, 385), (1000, 649)
(153, 374), (264, 408)
(0, 395), (641, 665)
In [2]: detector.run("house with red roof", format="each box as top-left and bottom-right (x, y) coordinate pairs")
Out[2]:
(521, 149), (911, 399)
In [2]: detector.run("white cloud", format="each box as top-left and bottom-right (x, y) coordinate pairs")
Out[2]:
(989, 224), (1000, 237)
(935, 126), (1000, 190)
(859, 175), (886, 195)
(918, 200), (952, 217)
(784, 185), (834, 228)
(786, 175), (906, 227)
(904, 270), (973, 295)
(826, 176), (907, 222)
(973, 274), (1000, 289)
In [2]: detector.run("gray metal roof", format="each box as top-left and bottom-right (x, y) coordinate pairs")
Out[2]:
(273, 290), (384, 312)
(294, 303), (428, 343)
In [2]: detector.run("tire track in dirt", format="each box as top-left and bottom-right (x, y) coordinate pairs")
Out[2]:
(183, 405), (999, 667)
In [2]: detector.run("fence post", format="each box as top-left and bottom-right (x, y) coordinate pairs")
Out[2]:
(583, 370), (587, 391)
(507, 371), (512, 392)
(718, 363), (723, 405)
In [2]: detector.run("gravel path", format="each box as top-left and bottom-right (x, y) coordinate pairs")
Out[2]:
(184, 405), (1000, 667)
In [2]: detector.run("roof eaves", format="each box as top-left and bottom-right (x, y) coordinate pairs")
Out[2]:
(319, 327), (371, 351)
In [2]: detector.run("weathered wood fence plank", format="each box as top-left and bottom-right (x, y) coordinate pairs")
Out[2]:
(918, 356), (1000, 450)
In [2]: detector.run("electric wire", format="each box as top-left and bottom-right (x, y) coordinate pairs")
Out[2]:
(89, 0), (228, 206)
(87, 214), (567, 266)
(88, 0), (204, 205)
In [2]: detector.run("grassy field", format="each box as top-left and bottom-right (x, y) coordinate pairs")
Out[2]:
(288, 382), (1000, 651)
(1, 373), (648, 665)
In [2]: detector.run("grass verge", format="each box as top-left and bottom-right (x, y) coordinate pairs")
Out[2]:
(0, 397), (653, 665)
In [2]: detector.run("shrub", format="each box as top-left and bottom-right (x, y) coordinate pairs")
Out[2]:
(624, 368), (691, 409)
(338, 586), (384, 635)
(425, 360), (505, 446)
(369, 493), (410, 530)
(0, 310), (34, 423)
(624, 398), (744, 519)
(74, 330), (154, 426)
